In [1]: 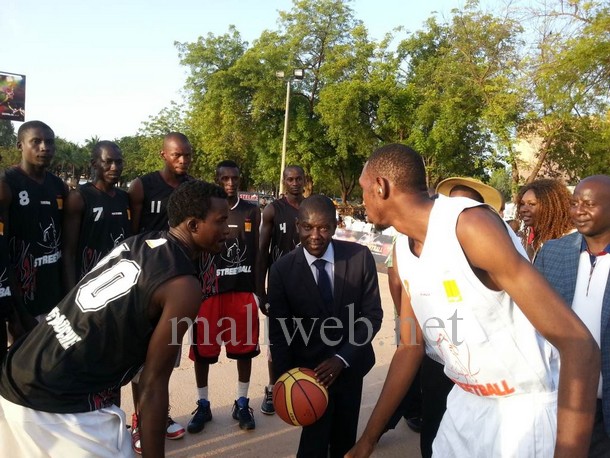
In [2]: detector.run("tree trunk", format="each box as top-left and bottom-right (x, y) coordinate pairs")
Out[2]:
(510, 156), (520, 201)
(525, 141), (551, 184)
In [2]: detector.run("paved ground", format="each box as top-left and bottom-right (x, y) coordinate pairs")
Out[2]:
(121, 272), (421, 457)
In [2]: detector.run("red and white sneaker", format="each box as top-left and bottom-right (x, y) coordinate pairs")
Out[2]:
(131, 413), (142, 455)
(166, 415), (186, 440)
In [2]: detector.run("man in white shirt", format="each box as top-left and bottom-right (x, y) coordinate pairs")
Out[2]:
(536, 175), (610, 457)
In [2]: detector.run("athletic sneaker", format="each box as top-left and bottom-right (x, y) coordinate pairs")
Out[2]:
(166, 414), (186, 440)
(131, 413), (142, 455)
(232, 396), (256, 430)
(187, 399), (213, 434)
(260, 385), (275, 415)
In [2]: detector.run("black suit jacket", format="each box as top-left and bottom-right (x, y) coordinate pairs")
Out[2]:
(268, 239), (383, 379)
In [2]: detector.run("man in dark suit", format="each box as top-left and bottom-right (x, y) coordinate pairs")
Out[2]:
(268, 194), (383, 458)
(535, 175), (610, 457)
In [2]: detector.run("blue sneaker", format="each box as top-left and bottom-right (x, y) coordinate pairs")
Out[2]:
(232, 397), (255, 430)
(187, 399), (212, 434)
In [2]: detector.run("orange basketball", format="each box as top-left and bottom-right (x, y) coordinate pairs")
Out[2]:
(273, 367), (329, 426)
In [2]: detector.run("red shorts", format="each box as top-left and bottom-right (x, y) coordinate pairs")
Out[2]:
(189, 291), (260, 363)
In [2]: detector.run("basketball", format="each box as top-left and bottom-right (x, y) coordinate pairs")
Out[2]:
(273, 367), (329, 426)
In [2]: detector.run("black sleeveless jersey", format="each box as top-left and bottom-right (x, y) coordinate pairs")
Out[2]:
(213, 199), (258, 293)
(0, 232), (197, 413)
(0, 171), (11, 315)
(269, 197), (299, 264)
(138, 171), (190, 233)
(0, 221), (11, 317)
(74, 183), (132, 280)
(3, 167), (67, 315)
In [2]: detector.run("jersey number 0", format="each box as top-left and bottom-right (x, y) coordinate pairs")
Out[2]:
(75, 260), (141, 313)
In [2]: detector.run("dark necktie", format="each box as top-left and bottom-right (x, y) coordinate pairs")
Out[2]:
(313, 258), (333, 307)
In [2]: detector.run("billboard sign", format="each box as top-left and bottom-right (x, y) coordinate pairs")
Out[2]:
(0, 71), (26, 122)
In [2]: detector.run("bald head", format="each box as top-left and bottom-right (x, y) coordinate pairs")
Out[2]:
(283, 165), (305, 179)
(577, 175), (610, 190)
(163, 132), (191, 149)
(298, 194), (336, 221)
(571, 174), (610, 239)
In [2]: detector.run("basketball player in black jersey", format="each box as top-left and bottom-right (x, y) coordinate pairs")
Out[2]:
(256, 165), (305, 414)
(127, 132), (193, 449)
(188, 160), (261, 433)
(0, 180), (229, 458)
(63, 141), (131, 291)
(0, 121), (69, 356)
(128, 132), (192, 234)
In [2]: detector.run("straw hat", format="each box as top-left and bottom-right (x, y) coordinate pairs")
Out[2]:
(436, 177), (503, 213)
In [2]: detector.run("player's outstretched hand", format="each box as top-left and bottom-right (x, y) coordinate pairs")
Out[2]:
(345, 438), (375, 458)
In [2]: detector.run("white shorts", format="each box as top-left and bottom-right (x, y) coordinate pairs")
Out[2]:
(433, 387), (557, 457)
(0, 396), (132, 458)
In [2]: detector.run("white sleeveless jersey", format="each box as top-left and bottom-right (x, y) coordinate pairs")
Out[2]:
(395, 195), (558, 397)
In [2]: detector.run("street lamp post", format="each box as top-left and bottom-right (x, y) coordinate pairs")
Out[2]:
(276, 68), (304, 196)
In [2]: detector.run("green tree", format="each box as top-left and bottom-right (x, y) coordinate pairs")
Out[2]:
(0, 120), (18, 166)
(275, 0), (365, 197)
(134, 102), (190, 177)
(116, 135), (148, 184)
(177, 26), (252, 182)
(520, 0), (610, 182)
(176, 0), (372, 197)
(0, 120), (16, 147)
(489, 167), (512, 201)
(81, 135), (101, 180)
(393, 2), (525, 186)
(52, 138), (88, 184)
(316, 24), (392, 202)
(167, 0), (608, 196)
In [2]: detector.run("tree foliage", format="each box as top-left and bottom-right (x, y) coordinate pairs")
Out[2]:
(172, 0), (562, 197)
(51, 138), (88, 184)
(76, 0), (608, 196)
(520, 0), (610, 183)
(0, 120), (16, 148)
(0, 121), (18, 167)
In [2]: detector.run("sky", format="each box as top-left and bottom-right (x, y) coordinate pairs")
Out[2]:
(1, 0), (480, 144)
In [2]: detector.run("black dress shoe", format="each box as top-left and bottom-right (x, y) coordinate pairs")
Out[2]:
(405, 416), (422, 433)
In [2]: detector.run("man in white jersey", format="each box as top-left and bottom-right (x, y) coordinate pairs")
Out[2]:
(348, 144), (599, 457)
